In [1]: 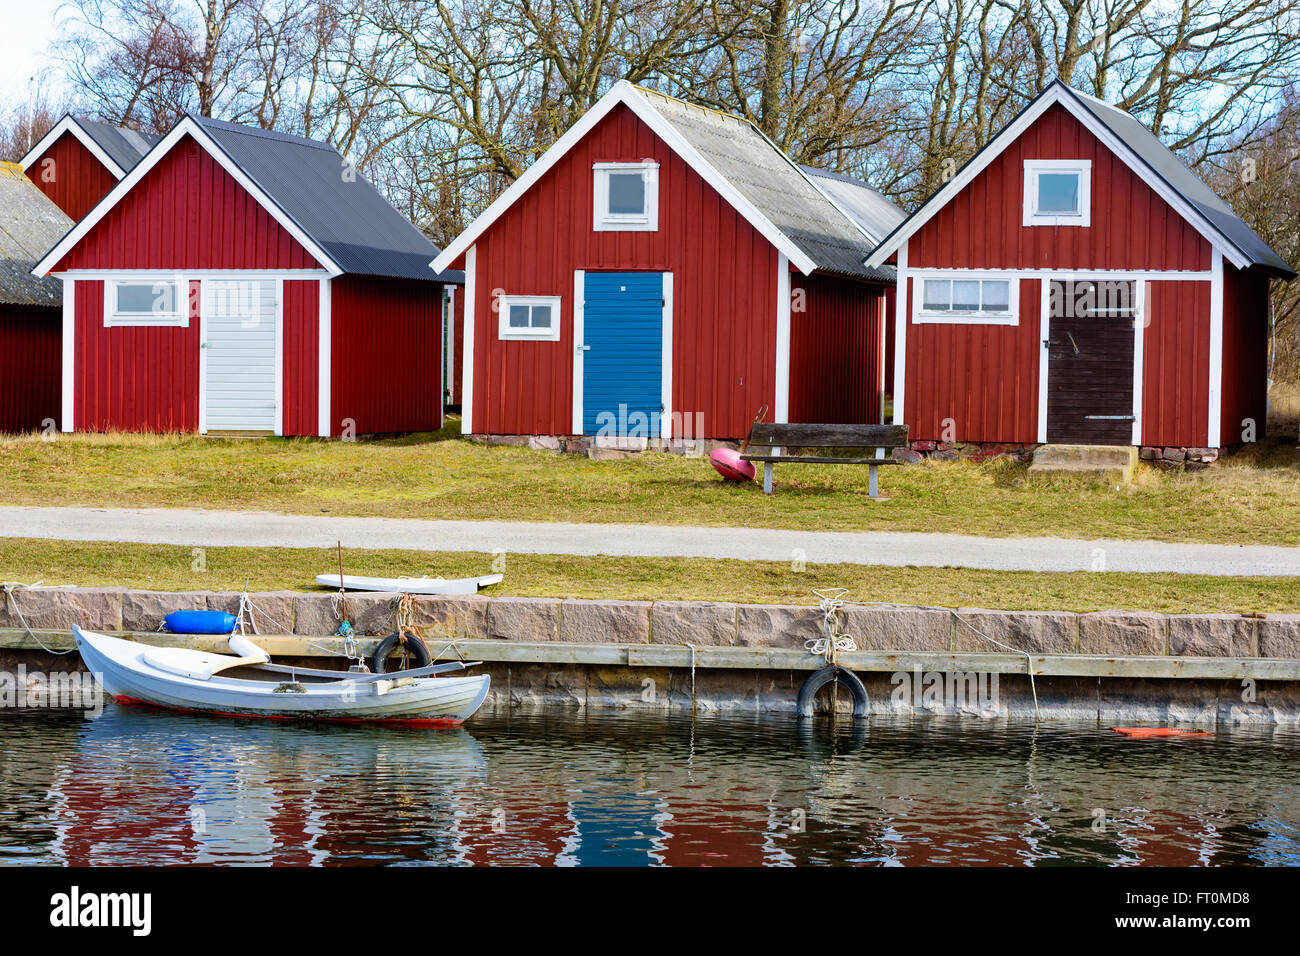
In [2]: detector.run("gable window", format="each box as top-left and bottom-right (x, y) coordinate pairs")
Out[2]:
(1023, 159), (1091, 226)
(498, 294), (561, 341)
(914, 274), (1017, 326)
(593, 161), (659, 231)
(105, 277), (187, 327)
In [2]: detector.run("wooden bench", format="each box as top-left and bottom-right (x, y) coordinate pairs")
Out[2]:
(741, 423), (910, 497)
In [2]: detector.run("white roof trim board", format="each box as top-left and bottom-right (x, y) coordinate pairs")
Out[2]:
(433, 81), (887, 277)
(19, 115), (128, 180)
(864, 80), (1294, 277)
(33, 117), (345, 278)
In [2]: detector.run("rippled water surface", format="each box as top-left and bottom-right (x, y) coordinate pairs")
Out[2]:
(1, 705), (1297, 865)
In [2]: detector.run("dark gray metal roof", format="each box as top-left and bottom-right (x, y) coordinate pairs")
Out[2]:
(194, 115), (462, 283)
(639, 89), (892, 281)
(0, 162), (71, 307)
(77, 117), (160, 174)
(1058, 83), (1295, 278)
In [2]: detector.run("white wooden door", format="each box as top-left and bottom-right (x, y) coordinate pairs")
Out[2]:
(203, 279), (278, 432)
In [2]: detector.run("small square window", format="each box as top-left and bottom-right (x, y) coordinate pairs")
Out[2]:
(594, 162), (658, 231)
(498, 295), (561, 341)
(1024, 160), (1091, 226)
(922, 279), (950, 311)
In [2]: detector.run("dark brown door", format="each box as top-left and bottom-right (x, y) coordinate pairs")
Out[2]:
(1046, 279), (1136, 445)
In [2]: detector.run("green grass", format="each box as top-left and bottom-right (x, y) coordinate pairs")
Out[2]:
(1, 538), (1296, 613)
(0, 418), (1298, 545)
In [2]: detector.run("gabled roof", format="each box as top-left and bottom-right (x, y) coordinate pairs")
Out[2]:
(0, 162), (71, 306)
(865, 79), (1296, 279)
(34, 113), (462, 283)
(798, 165), (906, 245)
(19, 114), (159, 179)
(433, 81), (899, 281)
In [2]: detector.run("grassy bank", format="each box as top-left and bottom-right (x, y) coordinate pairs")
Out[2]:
(0, 538), (1295, 613)
(1, 421), (1298, 544)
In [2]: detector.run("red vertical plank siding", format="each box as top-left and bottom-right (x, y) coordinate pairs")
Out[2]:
(281, 279), (320, 436)
(909, 104), (1210, 272)
(1141, 280), (1210, 447)
(73, 279), (200, 432)
(0, 305), (61, 432)
(25, 131), (120, 221)
(330, 276), (443, 435)
(450, 286), (464, 405)
(470, 103), (780, 439)
(788, 273), (885, 423)
(1219, 264), (1270, 444)
(51, 135), (319, 272)
(902, 272), (1041, 443)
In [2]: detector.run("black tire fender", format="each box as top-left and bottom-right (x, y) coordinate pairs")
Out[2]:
(797, 664), (869, 718)
(370, 632), (432, 674)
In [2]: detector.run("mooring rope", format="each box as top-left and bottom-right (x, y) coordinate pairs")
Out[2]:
(1, 582), (77, 655)
(807, 588), (858, 664)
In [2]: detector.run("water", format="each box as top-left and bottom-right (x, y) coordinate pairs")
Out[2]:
(0, 704), (1297, 866)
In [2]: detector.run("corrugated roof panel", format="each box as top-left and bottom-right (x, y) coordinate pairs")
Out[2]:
(637, 89), (893, 281)
(0, 162), (70, 306)
(77, 118), (160, 173)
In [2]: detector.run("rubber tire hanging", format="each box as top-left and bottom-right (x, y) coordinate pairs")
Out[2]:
(370, 632), (432, 674)
(796, 664), (869, 718)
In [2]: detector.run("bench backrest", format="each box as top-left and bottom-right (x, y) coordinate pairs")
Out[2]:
(748, 423), (909, 448)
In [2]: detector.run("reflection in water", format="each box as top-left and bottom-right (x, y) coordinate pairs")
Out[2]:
(0, 704), (1297, 866)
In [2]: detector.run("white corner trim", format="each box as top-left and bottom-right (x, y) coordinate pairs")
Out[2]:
(460, 245), (476, 435)
(1208, 251), (1224, 448)
(274, 278), (284, 437)
(197, 279), (208, 435)
(775, 255), (791, 423)
(432, 81), (819, 276)
(61, 279), (75, 432)
(661, 272), (673, 440)
(33, 116), (344, 278)
(1022, 159), (1091, 227)
(19, 114), (127, 179)
(317, 277), (331, 436)
(1132, 279), (1146, 446)
(865, 83), (1253, 271)
(1037, 277), (1050, 443)
(892, 243), (908, 426)
(571, 270), (585, 435)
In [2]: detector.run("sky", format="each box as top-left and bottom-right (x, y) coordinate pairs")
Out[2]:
(1, 0), (68, 105)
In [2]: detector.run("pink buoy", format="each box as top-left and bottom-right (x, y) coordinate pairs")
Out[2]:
(710, 447), (756, 482)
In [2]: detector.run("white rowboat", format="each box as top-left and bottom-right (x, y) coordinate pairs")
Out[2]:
(314, 572), (504, 595)
(74, 627), (490, 725)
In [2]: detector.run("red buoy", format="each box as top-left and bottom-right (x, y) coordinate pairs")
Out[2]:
(710, 447), (756, 482)
(1112, 727), (1211, 738)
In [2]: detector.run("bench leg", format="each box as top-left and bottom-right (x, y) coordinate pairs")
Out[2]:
(868, 464), (878, 498)
(763, 462), (773, 495)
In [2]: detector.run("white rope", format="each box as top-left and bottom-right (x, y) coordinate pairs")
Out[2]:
(1, 582), (78, 655)
(806, 588), (857, 662)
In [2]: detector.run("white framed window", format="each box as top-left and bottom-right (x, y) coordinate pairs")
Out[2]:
(498, 294), (561, 341)
(1023, 159), (1091, 226)
(593, 161), (659, 232)
(913, 273), (1018, 326)
(104, 277), (188, 327)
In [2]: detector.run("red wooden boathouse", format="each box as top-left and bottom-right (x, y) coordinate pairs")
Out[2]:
(19, 114), (159, 221)
(34, 114), (462, 436)
(432, 81), (903, 442)
(865, 80), (1295, 450)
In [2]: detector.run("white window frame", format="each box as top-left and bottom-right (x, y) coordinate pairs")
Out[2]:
(498, 294), (562, 341)
(104, 275), (188, 327)
(1023, 159), (1091, 227)
(593, 161), (659, 232)
(912, 271), (1019, 326)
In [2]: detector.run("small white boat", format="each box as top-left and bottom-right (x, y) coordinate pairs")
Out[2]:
(73, 627), (490, 725)
(314, 572), (503, 595)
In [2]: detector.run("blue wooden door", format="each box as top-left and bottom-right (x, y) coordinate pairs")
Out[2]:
(582, 272), (663, 437)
